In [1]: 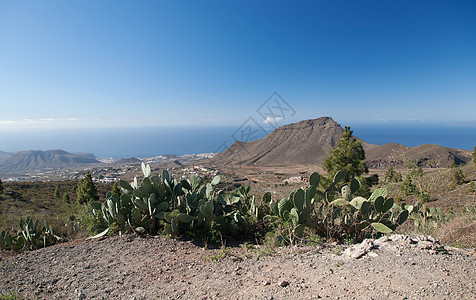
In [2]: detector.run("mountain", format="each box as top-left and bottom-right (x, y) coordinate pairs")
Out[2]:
(209, 117), (472, 169)
(116, 157), (142, 164)
(366, 143), (472, 168)
(0, 150), (100, 174)
(209, 117), (376, 166)
(0, 151), (14, 164)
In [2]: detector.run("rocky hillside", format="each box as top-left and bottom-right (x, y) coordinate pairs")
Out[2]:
(209, 117), (376, 166)
(209, 117), (472, 169)
(366, 143), (472, 168)
(0, 151), (13, 163)
(0, 150), (100, 175)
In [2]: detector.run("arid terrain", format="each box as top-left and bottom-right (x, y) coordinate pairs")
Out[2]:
(1, 118), (475, 299)
(1, 233), (475, 299)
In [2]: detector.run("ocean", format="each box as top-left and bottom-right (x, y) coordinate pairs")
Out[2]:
(1, 123), (475, 158)
(350, 123), (476, 151)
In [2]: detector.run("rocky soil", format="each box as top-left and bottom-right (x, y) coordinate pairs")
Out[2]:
(1, 234), (475, 299)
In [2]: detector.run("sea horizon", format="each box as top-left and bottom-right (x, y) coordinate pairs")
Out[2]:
(1, 123), (475, 159)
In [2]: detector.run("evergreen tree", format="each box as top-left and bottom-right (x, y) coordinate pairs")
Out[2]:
(54, 186), (60, 198)
(473, 146), (476, 167)
(63, 193), (70, 203)
(323, 126), (368, 182)
(76, 172), (99, 204)
(384, 167), (403, 183)
(0, 178), (3, 195)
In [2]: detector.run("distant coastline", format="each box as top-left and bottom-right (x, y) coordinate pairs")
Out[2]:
(0, 123), (474, 159)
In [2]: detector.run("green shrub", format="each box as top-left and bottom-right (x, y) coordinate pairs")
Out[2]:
(0, 290), (18, 300)
(450, 168), (466, 189)
(467, 181), (475, 193)
(401, 174), (417, 196)
(473, 146), (476, 167)
(385, 167), (403, 183)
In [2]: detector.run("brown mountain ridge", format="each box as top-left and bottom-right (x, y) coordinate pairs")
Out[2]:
(209, 117), (472, 168)
(366, 143), (472, 168)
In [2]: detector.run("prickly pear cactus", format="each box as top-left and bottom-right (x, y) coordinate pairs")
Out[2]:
(91, 164), (251, 239)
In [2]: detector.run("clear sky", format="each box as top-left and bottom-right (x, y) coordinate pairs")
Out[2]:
(1, 0), (475, 131)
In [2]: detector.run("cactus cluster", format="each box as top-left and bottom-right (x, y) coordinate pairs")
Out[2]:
(232, 185), (270, 219)
(89, 164), (414, 243)
(331, 187), (410, 234)
(315, 170), (410, 237)
(90, 163), (251, 238)
(404, 202), (445, 233)
(268, 172), (320, 242)
(266, 170), (412, 243)
(0, 217), (62, 251)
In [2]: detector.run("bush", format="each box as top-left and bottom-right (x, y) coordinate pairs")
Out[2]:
(401, 174), (417, 196)
(385, 167), (403, 183)
(353, 174), (379, 198)
(450, 168), (466, 189)
(467, 181), (475, 193)
(472, 146), (476, 167)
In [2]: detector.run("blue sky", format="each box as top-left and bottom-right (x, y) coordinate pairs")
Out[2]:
(1, 0), (475, 131)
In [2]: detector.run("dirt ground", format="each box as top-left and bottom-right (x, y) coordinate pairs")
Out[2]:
(1, 234), (474, 300)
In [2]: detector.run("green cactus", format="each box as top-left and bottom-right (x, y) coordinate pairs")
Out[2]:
(91, 163), (252, 239)
(293, 189), (305, 211)
(309, 172), (320, 186)
(0, 217), (61, 251)
(341, 185), (352, 201)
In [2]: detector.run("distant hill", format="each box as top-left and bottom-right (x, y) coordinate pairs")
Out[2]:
(209, 117), (376, 166)
(0, 150), (100, 175)
(366, 143), (472, 168)
(0, 151), (14, 164)
(209, 117), (472, 169)
(116, 157), (142, 164)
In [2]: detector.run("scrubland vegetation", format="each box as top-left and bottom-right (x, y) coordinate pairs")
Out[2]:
(1, 130), (474, 252)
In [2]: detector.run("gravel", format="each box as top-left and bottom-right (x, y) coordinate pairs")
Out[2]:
(1, 234), (474, 299)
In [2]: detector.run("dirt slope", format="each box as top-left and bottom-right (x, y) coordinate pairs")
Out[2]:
(1, 234), (474, 299)
(209, 117), (471, 169)
(210, 117), (375, 167)
(366, 143), (472, 169)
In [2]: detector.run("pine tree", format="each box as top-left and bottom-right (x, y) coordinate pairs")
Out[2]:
(63, 193), (70, 203)
(323, 126), (369, 182)
(0, 178), (3, 195)
(473, 146), (476, 167)
(76, 172), (99, 204)
(385, 167), (403, 183)
(54, 186), (60, 198)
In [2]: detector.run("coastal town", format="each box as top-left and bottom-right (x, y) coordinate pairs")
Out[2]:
(0, 153), (217, 183)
